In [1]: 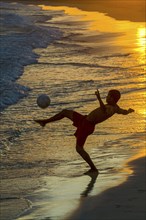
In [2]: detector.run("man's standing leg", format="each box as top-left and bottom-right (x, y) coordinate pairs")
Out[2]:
(76, 139), (98, 172)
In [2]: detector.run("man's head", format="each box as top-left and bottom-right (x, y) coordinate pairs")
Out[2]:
(106, 89), (121, 105)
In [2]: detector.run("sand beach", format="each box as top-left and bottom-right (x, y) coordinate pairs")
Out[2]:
(15, 0), (145, 22)
(1, 0), (145, 219)
(1, 154), (145, 219)
(68, 155), (146, 220)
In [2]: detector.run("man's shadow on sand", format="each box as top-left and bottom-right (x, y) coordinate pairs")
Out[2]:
(80, 172), (98, 197)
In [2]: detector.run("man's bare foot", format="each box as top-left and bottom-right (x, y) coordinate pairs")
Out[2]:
(84, 169), (99, 175)
(34, 120), (46, 127)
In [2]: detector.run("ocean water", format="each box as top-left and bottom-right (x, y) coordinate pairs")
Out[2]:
(0, 1), (145, 220)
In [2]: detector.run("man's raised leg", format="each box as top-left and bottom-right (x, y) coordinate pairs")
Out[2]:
(34, 109), (74, 127)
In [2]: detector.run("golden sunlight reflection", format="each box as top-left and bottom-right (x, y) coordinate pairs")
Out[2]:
(136, 91), (146, 116)
(39, 5), (145, 56)
(138, 108), (146, 116)
(135, 27), (146, 64)
(128, 148), (146, 163)
(123, 148), (146, 176)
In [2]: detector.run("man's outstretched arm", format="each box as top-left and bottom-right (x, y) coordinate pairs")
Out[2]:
(95, 89), (106, 112)
(116, 107), (134, 115)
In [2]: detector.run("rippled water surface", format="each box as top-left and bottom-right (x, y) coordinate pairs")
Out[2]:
(0, 1), (145, 220)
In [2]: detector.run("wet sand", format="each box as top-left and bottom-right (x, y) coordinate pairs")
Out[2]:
(14, 0), (145, 22)
(1, 1), (145, 220)
(68, 156), (146, 220)
(1, 156), (145, 219)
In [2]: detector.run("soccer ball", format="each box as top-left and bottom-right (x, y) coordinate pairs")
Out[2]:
(37, 94), (50, 109)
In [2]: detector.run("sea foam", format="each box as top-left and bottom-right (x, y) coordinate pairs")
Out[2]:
(0, 2), (62, 111)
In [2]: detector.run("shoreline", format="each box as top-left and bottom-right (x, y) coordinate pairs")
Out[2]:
(4, 0), (145, 22)
(1, 1), (145, 220)
(68, 155), (146, 220)
(1, 155), (145, 220)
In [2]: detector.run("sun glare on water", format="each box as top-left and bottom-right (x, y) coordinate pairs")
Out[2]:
(135, 27), (146, 64)
(39, 5), (145, 50)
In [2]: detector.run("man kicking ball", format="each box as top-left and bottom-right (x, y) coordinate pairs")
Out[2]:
(35, 89), (134, 174)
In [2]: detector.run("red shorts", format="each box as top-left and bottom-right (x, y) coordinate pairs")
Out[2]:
(72, 111), (95, 146)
